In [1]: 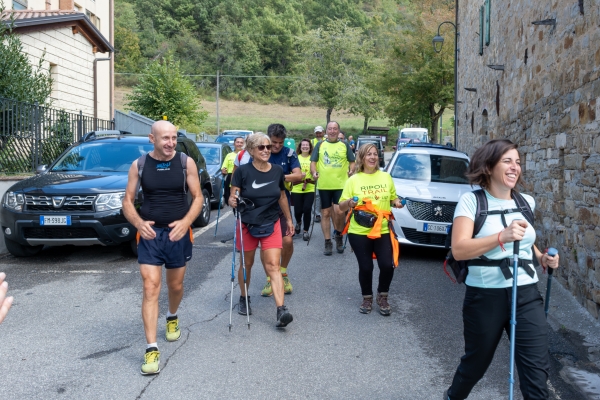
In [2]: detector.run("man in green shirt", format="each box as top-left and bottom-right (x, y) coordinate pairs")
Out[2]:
(310, 121), (356, 255)
(310, 126), (325, 223)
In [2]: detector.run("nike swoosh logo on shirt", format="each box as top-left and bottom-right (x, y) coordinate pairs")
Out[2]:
(252, 180), (275, 189)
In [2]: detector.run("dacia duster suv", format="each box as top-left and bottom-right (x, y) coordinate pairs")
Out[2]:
(0, 131), (212, 257)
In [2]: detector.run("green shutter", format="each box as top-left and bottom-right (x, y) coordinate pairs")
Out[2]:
(485, 0), (491, 46)
(479, 6), (484, 55)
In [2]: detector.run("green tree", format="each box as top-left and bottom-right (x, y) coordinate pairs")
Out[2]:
(114, 0), (141, 73)
(381, 22), (454, 142)
(294, 19), (369, 122)
(125, 56), (208, 130)
(346, 62), (388, 134)
(0, 10), (52, 103)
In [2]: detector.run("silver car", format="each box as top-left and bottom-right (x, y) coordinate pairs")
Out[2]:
(385, 144), (476, 248)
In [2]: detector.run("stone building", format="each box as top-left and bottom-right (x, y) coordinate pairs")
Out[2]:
(457, 0), (600, 318)
(3, 0), (114, 120)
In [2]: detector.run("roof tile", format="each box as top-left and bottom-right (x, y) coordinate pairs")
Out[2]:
(1, 10), (83, 21)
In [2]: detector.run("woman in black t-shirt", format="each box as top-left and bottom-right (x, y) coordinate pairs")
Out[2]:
(229, 133), (295, 328)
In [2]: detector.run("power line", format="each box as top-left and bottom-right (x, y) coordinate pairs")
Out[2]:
(114, 72), (305, 78)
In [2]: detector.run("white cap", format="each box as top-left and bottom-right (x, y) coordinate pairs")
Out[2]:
(314, 126), (324, 133)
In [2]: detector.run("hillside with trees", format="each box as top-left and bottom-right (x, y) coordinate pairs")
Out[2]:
(115, 0), (455, 138)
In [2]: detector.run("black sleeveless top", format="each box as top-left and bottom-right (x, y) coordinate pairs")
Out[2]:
(140, 153), (189, 228)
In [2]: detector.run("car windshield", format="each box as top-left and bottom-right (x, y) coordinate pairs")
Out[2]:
(196, 145), (221, 165)
(215, 136), (236, 144)
(401, 131), (427, 141)
(390, 153), (469, 184)
(51, 141), (153, 172)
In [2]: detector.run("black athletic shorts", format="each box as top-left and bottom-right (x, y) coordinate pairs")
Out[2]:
(137, 227), (193, 268)
(319, 189), (343, 209)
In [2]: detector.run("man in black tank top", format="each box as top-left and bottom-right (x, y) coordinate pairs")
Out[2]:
(123, 120), (203, 375)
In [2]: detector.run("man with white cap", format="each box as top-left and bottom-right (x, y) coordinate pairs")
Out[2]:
(310, 126), (325, 222)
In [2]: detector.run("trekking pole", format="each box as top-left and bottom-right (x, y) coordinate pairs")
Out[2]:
(214, 176), (226, 237)
(343, 196), (359, 250)
(307, 178), (318, 246)
(236, 190), (251, 330)
(509, 239), (520, 400)
(228, 214), (237, 332)
(544, 247), (558, 319)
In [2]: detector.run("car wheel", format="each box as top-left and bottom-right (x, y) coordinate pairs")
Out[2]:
(4, 236), (43, 257)
(194, 188), (211, 227)
(129, 239), (138, 257)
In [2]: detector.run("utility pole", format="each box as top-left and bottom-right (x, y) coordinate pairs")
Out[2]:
(216, 70), (220, 135)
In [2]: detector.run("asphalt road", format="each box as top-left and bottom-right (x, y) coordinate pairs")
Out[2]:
(0, 206), (594, 399)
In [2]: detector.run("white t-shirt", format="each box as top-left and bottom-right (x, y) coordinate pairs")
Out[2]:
(454, 190), (538, 288)
(233, 150), (252, 167)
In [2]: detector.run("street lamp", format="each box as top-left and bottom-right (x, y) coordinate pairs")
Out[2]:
(433, 19), (459, 149)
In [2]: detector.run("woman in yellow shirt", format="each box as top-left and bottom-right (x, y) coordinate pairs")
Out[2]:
(339, 144), (402, 315)
(291, 139), (316, 241)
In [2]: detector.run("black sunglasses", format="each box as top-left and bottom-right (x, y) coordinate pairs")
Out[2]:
(256, 145), (272, 151)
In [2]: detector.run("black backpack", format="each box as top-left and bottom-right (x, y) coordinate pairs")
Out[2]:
(443, 189), (536, 284)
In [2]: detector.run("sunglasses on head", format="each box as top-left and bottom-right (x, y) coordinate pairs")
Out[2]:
(256, 144), (272, 151)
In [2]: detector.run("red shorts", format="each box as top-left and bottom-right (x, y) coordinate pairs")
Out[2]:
(236, 219), (282, 252)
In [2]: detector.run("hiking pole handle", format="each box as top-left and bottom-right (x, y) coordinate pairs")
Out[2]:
(547, 247), (558, 276)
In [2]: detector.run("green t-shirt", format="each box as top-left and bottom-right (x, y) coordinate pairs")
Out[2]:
(340, 170), (397, 235)
(291, 154), (315, 194)
(221, 151), (237, 173)
(310, 140), (355, 190)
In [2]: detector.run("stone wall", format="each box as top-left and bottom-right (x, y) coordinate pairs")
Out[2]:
(457, 0), (600, 319)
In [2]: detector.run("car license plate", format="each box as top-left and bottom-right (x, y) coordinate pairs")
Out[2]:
(422, 223), (449, 234)
(40, 216), (71, 226)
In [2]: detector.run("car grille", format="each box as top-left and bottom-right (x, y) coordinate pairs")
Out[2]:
(405, 200), (456, 223)
(401, 227), (447, 246)
(25, 195), (97, 212)
(23, 227), (98, 239)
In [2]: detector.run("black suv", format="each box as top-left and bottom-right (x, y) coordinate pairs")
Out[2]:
(355, 136), (386, 168)
(0, 131), (212, 257)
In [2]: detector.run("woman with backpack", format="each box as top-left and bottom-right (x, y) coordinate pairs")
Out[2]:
(291, 139), (316, 241)
(444, 139), (559, 400)
(338, 143), (402, 315)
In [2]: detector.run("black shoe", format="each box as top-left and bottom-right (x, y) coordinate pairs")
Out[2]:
(276, 305), (293, 328)
(294, 223), (301, 235)
(238, 295), (252, 315)
(324, 239), (333, 256)
(315, 214), (321, 223)
(334, 233), (344, 253)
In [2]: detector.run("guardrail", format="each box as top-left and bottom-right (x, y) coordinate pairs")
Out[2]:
(0, 97), (113, 173)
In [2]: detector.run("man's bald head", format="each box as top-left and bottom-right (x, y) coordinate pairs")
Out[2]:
(151, 120), (177, 137)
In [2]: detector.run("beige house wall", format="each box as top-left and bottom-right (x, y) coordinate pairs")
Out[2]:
(458, 0), (600, 319)
(24, 0), (112, 120)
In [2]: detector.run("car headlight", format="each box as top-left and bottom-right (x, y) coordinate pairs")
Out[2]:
(3, 191), (24, 211)
(96, 192), (125, 211)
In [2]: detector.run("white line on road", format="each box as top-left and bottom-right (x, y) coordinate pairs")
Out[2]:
(193, 210), (232, 238)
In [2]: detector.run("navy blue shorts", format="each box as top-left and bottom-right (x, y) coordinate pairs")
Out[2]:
(319, 189), (343, 209)
(137, 227), (193, 269)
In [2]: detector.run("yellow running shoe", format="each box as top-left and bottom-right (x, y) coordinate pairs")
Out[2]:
(283, 274), (293, 294)
(141, 348), (160, 375)
(261, 280), (273, 297)
(165, 317), (181, 342)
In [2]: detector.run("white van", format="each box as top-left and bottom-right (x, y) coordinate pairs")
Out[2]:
(395, 128), (429, 150)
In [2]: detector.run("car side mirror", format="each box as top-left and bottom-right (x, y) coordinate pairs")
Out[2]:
(36, 164), (48, 174)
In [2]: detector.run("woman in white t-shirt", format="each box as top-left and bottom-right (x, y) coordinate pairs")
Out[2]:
(444, 139), (559, 400)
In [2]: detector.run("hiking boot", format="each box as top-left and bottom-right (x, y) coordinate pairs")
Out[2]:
(315, 214), (321, 223)
(334, 232), (344, 253)
(359, 295), (373, 314)
(276, 305), (293, 328)
(376, 292), (391, 316)
(294, 223), (301, 235)
(261, 280), (273, 297)
(140, 347), (160, 375)
(324, 239), (333, 256)
(303, 231), (309, 241)
(238, 295), (252, 315)
(165, 316), (181, 342)
(282, 274), (293, 294)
